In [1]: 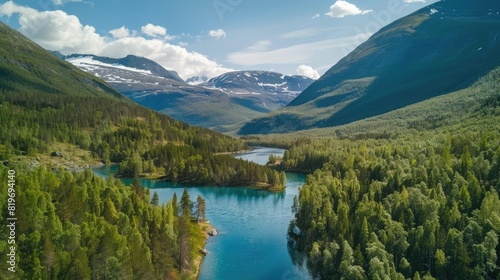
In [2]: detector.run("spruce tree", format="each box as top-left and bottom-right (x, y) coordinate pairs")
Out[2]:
(196, 195), (206, 222)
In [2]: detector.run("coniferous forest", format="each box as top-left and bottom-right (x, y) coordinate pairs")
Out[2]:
(0, 91), (285, 189)
(0, 165), (211, 279)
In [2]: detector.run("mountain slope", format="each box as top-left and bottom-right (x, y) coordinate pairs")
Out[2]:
(63, 55), (260, 129)
(0, 24), (123, 99)
(202, 70), (313, 109)
(0, 19), (255, 165)
(64, 55), (312, 131)
(239, 0), (500, 134)
(284, 77), (500, 279)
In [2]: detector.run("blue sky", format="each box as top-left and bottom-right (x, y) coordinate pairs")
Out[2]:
(0, 0), (437, 79)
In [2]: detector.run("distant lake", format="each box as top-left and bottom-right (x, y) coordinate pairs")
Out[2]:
(93, 147), (312, 280)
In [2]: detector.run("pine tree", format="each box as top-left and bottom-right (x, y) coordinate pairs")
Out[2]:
(179, 188), (192, 218)
(172, 192), (179, 217)
(178, 188), (192, 272)
(151, 191), (159, 206)
(196, 195), (206, 222)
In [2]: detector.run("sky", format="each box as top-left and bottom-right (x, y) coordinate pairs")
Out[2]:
(0, 0), (438, 80)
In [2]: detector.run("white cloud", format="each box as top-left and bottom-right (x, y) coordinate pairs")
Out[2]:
(0, 1), (232, 79)
(0, 2), (105, 54)
(403, 0), (425, 3)
(141, 23), (167, 37)
(0, 1), (36, 17)
(109, 26), (131, 39)
(98, 37), (233, 78)
(228, 33), (371, 66)
(326, 0), (372, 18)
(208, 29), (226, 39)
(246, 40), (272, 52)
(282, 28), (321, 39)
(312, 14), (320, 19)
(53, 0), (82, 6)
(281, 27), (342, 39)
(296, 65), (320, 80)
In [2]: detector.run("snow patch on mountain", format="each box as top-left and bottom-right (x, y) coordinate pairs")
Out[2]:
(67, 56), (164, 85)
(201, 70), (314, 98)
(68, 56), (153, 75)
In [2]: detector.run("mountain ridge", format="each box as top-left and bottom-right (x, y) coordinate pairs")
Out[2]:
(239, 0), (500, 134)
(0, 22), (124, 100)
(202, 70), (312, 96)
(64, 53), (185, 82)
(63, 54), (313, 130)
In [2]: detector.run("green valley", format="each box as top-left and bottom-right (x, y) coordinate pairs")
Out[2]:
(2, 0), (500, 279)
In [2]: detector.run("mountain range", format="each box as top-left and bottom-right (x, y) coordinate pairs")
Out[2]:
(61, 54), (313, 131)
(8, 0), (498, 138)
(202, 70), (312, 108)
(238, 0), (500, 134)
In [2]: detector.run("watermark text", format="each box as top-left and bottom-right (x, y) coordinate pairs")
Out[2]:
(6, 169), (17, 273)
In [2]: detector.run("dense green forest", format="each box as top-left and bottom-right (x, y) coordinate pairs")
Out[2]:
(279, 68), (500, 279)
(145, 144), (286, 188)
(0, 165), (211, 279)
(0, 91), (285, 188)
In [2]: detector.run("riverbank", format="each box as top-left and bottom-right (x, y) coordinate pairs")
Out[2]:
(188, 221), (218, 280)
(213, 148), (252, 156)
(250, 182), (286, 192)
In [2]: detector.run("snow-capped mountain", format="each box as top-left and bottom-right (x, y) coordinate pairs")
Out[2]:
(64, 54), (312, 131)
(65, 55), (185, 90)
(202, 71), (313, 107)
(186, 76), (210, 85)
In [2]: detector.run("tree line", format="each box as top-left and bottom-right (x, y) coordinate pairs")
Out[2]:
(0, 90), (285, 188)
(284, 108), (500, 279)
(144, 143), (286, 188)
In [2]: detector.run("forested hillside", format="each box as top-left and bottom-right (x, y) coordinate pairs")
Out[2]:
(280, 67), (500, 278)
(0, 89), (286, 187)
(0, 166), (210, 279)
